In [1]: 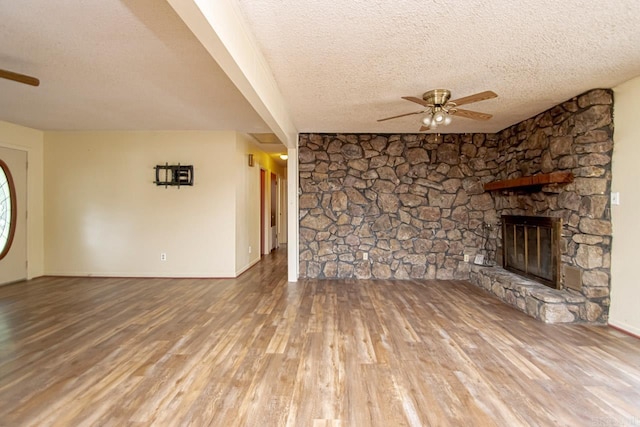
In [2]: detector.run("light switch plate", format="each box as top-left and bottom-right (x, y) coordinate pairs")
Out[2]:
(611, 192), (620, 205)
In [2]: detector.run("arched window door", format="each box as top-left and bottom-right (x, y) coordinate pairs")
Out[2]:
(0, 159), (17, 260)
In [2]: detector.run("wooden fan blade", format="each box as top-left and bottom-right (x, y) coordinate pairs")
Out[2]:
(401, 96), (430, 107)
(377, 110), (425, 122)
(0, 69), (40, 86)
(449, 90), (496, 107)
(419, 126), (431, 132)
(452, 108), (493, 121)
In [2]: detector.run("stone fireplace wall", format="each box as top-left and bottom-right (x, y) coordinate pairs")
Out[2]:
(485, 89), (613, 322)
(298, 89), (612, 322)
(298, 133), (499, 280)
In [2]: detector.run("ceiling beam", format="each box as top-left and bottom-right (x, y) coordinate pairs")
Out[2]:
(166, 0), (297, 148)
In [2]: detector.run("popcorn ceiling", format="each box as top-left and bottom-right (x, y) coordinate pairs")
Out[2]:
(236, 0), (640, 133)
(2, 0), (638, 135)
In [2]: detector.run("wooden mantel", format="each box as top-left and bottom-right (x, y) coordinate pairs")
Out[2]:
(484, 171), (574, 191)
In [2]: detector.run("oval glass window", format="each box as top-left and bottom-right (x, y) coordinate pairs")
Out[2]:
(0, 160), (17, 260)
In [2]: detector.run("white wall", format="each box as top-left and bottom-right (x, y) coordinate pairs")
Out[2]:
(610, 76), (640, 336)
(287, 146), (298, 282)
(44, 131), (238, 277)
(0, 121), (45, 279)
(279, 172), (288, 245)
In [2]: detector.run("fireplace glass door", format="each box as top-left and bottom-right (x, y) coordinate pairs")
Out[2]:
(502, 216), (561, 289)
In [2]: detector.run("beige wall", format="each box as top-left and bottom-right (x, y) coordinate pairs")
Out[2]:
(44, 131), (238, 277)
(610, 76), (640, 335)
(234, 133), (285, 274)
(235, 133), (261, 274)
(44, 130), (284, 278)
(0, 121), (45, 279)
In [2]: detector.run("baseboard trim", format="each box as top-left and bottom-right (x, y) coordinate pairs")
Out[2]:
(235, 257), (261, 277)
(608, 320), (640, 339)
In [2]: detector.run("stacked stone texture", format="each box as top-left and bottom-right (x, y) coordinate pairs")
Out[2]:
(299, 133), (496, 280)
(480, 88), (613, 323)
(298, 89), (612, 324)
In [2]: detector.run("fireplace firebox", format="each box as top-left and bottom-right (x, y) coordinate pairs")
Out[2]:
(502, 215), (562, 289)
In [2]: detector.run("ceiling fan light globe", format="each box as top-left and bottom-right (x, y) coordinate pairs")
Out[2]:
(443, 115), (452, 126)
(433, 110), (446, 123)
(421, 115), (432, 126)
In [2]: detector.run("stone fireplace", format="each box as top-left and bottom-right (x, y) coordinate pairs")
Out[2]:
(469, 89), (613, 323)
(299, 88), (613, 324)
(502, 215), (561, 289)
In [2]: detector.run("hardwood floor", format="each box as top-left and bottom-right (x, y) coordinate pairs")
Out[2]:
(0, 249), (639, 426)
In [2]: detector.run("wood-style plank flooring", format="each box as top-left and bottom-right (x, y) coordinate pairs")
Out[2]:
(0, 249), (639, 426)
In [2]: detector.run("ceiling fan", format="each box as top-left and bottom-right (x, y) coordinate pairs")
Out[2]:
(0, 69), (40, 86)
(378, 89), (497, 131)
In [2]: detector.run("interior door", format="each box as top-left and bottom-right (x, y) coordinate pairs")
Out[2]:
(0, 146), (27, 285)
(260, 169), (265, 256)
(270, 173), (277, 251)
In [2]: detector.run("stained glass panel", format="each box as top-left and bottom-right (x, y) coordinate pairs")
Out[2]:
(0, 162), (13, 258)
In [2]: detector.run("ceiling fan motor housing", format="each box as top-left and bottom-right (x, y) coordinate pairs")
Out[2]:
(422, 89), (451, 106)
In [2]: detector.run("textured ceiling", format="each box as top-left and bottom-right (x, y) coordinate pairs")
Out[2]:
(2, 1), (640, 136)
(0, 0), (270, 132)
(235, 0), (640, 134)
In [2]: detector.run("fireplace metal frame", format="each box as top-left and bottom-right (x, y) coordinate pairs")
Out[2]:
(502, 215), (562, 289)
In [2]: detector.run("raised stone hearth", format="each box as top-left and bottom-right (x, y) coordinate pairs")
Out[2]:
(469, 265), (598, 323)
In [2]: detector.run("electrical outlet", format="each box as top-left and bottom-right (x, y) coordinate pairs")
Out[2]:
(160, 253), (167, 261)
(249, 246), (252, 254)
(464, 254), (470, 262)
(363, 252), (369, 261)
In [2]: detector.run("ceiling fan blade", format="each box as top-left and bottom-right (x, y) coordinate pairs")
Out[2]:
(377, 110), (425, 122)
(449, 90), (496, 107)
(401, 96), (430, 107)
(419, 126), (431, 132)
(452, 108), (493, 121)
(0, 69), (40, 86)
